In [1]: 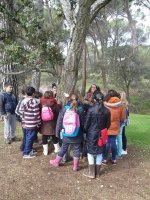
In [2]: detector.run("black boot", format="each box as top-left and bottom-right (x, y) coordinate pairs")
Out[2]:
(83, 165), (95, 179)
(95, 165), (101, 178)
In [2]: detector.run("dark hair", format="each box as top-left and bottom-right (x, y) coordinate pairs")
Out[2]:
(35, 91), (43, 98)
(52, 83), (56, 88)
(44, 91), (53, 99)
(104, 89), (120, 101)
(87, 84), (101, 94)
(96, 86), (101, 92)
(4, 82), (13, 88)
(26, 86), (35, 96)
(94, 91), (104, 102)
(94, 91), (105, 112)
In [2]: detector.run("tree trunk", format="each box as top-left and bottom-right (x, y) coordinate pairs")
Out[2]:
(124, 0), (138, 55)
(0, 0), (19, 97)
(32, 70), (41, 91)
(57, 1), (93, 101)
(1, 65), (18, 97)
(56, 0), (111, 101)
(93, 35), (108, 90)
(81, 44), (87, 97)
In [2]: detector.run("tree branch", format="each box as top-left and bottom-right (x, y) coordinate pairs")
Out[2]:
(0, 68), (32, 75)
(90, 0), (111, 23)
(60, 0), (74, 27)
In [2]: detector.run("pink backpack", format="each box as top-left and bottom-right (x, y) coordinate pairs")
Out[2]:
(41, 105), (54, 122)
(63, 108), (80, 137)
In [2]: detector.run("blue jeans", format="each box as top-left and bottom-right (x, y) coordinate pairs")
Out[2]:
(117, 125), (124, 157)
(87, 153), (102, 165)
(23, 129), (37, 155)
(20, 128), (26, 151)
(103, 135), (117, 161)
(58, 143), (81, 158)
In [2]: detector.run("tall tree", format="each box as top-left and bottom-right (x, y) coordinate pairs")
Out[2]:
(57, 0), (111, 100)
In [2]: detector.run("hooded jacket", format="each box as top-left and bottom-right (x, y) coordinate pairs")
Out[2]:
(0, 91), (17, 115)
(84, 102), (110, 155)
(20, 97), (41, 129)
(104, 97), (125, 135)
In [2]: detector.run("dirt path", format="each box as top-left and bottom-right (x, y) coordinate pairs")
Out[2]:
(0, 133), (150, 200)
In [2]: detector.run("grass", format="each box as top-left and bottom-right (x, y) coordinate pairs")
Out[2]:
(126, 114), (150, 148)
(0, 114), (149, 149)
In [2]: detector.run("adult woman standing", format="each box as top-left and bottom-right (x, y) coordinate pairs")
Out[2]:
(103, 90), (125, 165)
(86, 84), (100, 98)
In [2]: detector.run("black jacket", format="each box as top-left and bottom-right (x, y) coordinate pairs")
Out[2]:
(0, 91), (17, 115)
(84, 102), (110, 155)
(55, 105), (84, 144)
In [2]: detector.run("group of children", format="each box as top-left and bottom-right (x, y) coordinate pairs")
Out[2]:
(0, 82), (129, 179)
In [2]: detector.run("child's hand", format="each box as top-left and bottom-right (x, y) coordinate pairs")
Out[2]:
(0, 114), (7, 121)
(63, 93), (69, 98)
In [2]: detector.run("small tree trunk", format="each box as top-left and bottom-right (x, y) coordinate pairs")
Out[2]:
(125, 0), (138, 55)
(32, 70), (41, 91)
(1, 64), (18, 98)
(81, 44), (87, 97)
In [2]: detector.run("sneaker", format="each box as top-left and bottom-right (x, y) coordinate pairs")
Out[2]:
(11, 137), (21, 142)
(5, 139), (11, 144)
(23, 150), (37, 158)
(111, 160), (117, 165)
(116, 155), (122, 160)
(102, 160), (108, 165)
(122, 150), (127, 155)
(30, 149), (37, 155)
(23, 154), (36, 159)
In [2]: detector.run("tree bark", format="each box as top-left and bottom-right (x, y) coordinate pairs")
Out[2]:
(124, 0), (138, 55)
(32, 70), (41, 91)
(81, 44), (87, 97)
(1, 0), (18, 97)
(57, 1), (94, 101)
(57, 0), (111, 102)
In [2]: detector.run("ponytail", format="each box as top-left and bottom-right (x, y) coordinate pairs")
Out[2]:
(98, 100), (104, 113)
(70, 99), (78, 112)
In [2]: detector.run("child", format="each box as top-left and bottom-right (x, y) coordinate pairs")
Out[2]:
(103, 90), (125, 165)
(21, 86), (41, 158)
(83, 92), (110, 178)
(121, 92), (129, 155)
(49, 94), (82, 171)
(80, 95), (94, 159)
(40, 91), (60, 155)
(0, 82), (18, 144)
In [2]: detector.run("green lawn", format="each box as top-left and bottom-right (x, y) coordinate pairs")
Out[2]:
(0, 114), (149, 149)
(126, 114), (150, 148)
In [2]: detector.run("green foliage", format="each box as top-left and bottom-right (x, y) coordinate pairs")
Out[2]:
(127, 114), (150, 148)
(0, 0), (64, 72)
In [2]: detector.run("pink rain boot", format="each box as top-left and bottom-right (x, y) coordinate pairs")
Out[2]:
(73, 158), (79, 171)
(49, 156), (62, 167)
